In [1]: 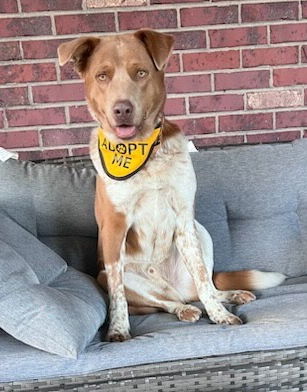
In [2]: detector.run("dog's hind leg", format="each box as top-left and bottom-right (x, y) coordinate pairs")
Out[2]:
(123, 263), (202, 322)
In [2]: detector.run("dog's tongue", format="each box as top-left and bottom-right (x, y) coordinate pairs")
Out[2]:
(115, 126), (137, 139)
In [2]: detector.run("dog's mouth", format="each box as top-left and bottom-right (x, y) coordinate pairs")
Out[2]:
(114, 125), (137, 140)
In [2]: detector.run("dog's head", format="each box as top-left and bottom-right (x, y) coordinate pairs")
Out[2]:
(58, 29), (174, 141)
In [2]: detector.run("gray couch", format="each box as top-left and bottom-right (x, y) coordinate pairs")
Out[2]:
(0, 140), (307, 391)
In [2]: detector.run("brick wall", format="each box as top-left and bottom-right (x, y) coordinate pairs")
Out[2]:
(0, 0), (307, 160)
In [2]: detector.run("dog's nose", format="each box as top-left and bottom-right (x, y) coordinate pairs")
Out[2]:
(113, 100), (134, 123)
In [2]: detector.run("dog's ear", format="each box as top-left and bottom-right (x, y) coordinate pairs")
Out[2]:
(134, 29), (174, 71)
(57, 37), (100, 75)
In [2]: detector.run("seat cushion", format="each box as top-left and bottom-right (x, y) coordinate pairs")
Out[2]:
(0, 210), (107, 359)
(1, 277), (307, 382)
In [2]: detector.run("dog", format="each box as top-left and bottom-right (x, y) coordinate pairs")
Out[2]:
(58, 29), (285, 342)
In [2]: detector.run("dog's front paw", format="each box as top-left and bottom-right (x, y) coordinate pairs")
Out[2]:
(176, 304), (202, 322)
(207, 303), (242, 325)
(106, 329), (131, 342)
(212, 313), (242, 325)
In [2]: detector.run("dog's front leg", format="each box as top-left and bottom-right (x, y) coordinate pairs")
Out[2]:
(175, 214), (242, 325)
(98, 214), (131, 342)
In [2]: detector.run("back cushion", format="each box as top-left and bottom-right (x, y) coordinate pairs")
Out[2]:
(0, 139), (306, 278)
(193, 139), (307, 277)
(0, 159), (98, 276)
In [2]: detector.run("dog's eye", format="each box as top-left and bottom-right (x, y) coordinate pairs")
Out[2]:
(97, 73), (107, 81)
(136, 70), (148, 79)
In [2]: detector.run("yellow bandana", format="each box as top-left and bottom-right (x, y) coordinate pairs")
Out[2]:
(98, 127), (161, 180)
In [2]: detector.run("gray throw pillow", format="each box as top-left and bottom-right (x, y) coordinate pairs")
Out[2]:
(0, 209), (107, 358)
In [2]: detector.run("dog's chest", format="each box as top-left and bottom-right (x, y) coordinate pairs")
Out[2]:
(106, 151), (193, 263)
(131, 184), (178, 263)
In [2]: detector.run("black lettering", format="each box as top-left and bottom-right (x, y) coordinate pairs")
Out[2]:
(123, 157), (132, 168)
(101, 138), (108, 150)
(128, 143), (137, 155)
(139, 143), (147, 155)
(108, 142), (115, 152)
(112, 153), (124, 166)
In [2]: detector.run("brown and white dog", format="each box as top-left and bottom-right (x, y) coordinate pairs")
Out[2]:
(58, 29), (285, 342)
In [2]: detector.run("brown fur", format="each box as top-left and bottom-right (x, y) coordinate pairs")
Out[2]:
(58, 30), (174, 143)
(95, 177), (126, 268)
(213, 271), (254, 291)
(162, 119), (181, 141)
(125, 227), (142, 255)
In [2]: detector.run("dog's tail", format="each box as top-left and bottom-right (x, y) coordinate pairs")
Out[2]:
(213, 270), (286, 291)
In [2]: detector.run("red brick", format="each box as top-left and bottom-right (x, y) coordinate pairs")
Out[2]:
(166, 54), (180, 73)
(151, 0), (203, 3)
(219, 113), (273, 132)
(69, 105), (93, 123)
(71, 146), (90, 156)
(174, 117), (215, 135)
(55, 13), (115, 35)
(0, 131), (39, 149)
(0, 42), (21, 61)
(0, 111), (4, 128)
(0, 87), (29, 107)
(32, 84), (85, 103)
(190, 94), (243, 113)
(209, 26), (267, 48)
(119, 9), (177, 30)
(302, 46), (307, 62)
(273, 67), (307, 86)
(41, 127), (92, 147)
(164, 98), (186, 116)
(0, 63), (56, 84)
(276, 110), (307, 128)
(166, 75), (211, 94)
(180, 5), (238, 27)
(23, 39), (67, 59)
(302, 1), (307, 17)
(7, 108), (66, 127)
(60, 63), (80, 81)
(21, 0), (82, 11)
(0, 0), (18, 13)
(246, 131), (301, 144)
(194, 135), (244, 148)
(183, 50), (239, 71)
(247, 90), (303, 110)
(215, 70), (270, 91)
(18, 149), (70, 161)
(242, 2), (298, 22)
(171, 31), (206, 50)
(243, 47), (298, 68)
(271, 23), (307, 43)
(0, 17), (52, 38)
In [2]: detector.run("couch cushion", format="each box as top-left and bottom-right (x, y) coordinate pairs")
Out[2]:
(1, 141), (307, 278)
(193, 139), (307, 277)
(0, 210), (107, 358)
(1, 277), (307, 382)
(0, 159), (98, 274)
